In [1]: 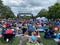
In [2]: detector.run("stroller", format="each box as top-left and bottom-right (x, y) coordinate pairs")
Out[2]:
(2, 29), (15, 44)
(3, 34), (14, 42)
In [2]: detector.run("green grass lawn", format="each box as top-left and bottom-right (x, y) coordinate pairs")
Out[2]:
(38, 32), (57, 45)
(0, 32), (58, 45)
(0, 37), (20, 45)
(27, 32), (57, 45)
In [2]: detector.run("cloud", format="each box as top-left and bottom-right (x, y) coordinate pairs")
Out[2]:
(2, 0), (57, 16)
(57, 0), (60, 3)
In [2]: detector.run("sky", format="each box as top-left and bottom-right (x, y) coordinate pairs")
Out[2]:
(2, 0), (57, 16)
(57, 0), (60, 3)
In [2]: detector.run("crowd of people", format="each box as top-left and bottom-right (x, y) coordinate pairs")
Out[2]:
(0, 18), (60, 45)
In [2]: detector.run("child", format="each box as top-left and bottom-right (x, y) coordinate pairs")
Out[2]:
(31, 35), (36, 43)
(28, 32), (37, 43)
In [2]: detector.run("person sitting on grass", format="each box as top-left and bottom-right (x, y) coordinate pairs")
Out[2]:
(27, 36), (38, 45)
(28, 32), (37, 43)
(28, 35), (36, 43)
(22, 27), (27, 35)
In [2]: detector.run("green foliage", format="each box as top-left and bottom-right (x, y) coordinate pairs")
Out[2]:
(1, 6), (16, 18)
(0, 0), (16, 19)
(48, 3), (60, 19)
(36, 3), (60, 19)
(37, 9), (48, 18)
(0, 0), (3, 5)
(20, 16), (31, 19)
(0, 0), (3, 14)
(38, 33), (57, 45)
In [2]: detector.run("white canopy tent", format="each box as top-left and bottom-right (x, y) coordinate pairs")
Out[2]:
(36, 17), (48, 21)
(36, 17), (40, 20)
(40, 17), (48, 21)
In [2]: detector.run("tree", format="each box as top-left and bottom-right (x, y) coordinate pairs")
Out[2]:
(0, 0), (3, 5)
(37, 9), (48, 18)
(1, 6), (16, 18)
(0, 0), (16, 19)
(48, 3), (60, 19)
(0, 0), (3, 14)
